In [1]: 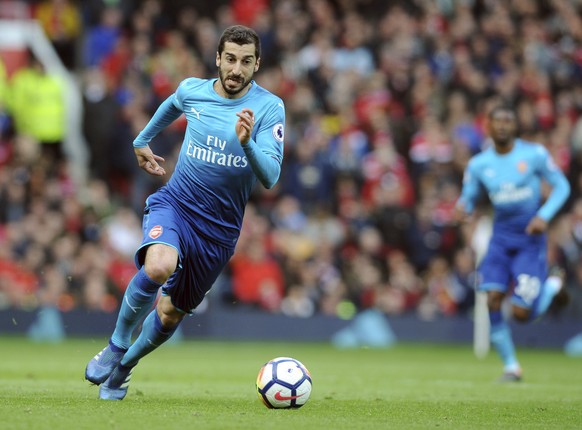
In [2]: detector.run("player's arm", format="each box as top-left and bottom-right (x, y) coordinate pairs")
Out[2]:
(132, 93), (183, 175)
(454, 160), (482, 222)
(236, 102), (285, 189)
(527, 148), (571, 233)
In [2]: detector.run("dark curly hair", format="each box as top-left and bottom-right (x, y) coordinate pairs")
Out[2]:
(217, 25), (261, 60)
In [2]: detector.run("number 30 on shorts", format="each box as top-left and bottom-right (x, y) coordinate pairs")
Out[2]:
(514, 274), (541, 306)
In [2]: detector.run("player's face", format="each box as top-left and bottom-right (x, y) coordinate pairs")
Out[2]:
(216, 42), (260, 98)
(489, 110), (517, 146)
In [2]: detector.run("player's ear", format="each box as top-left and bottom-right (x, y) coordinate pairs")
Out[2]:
(254, 57), (260, 72)
(215, 52), (220, 68)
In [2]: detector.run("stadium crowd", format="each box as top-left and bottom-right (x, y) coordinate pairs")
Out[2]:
(1, 0), (582, 321)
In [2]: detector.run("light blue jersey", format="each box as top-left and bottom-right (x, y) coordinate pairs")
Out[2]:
(458, 136), (570, 377)
(458, 138), (570, 246)
(89, 28), (289, 394)
(459, 138), (570, 306)
(130, 78), (285, 312)
(134, 78), (285, 247)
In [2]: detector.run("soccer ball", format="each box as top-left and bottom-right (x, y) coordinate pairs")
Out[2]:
(256, 356), (312, 409)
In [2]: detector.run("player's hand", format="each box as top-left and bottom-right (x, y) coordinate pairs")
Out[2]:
(235, 108), (255, 145)
(453, 203), (470, 224)
(525, 216), (547, 235)
(134, 146), (166, 176)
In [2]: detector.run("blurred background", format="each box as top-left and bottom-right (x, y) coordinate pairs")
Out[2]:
(0, 0), (581, 349)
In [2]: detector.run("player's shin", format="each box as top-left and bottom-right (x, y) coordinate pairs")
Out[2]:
(120, 310), (180, 367)
(530, 273), (563, 320)
(111, 268), (162, 349)
(489, 310), (520, 373)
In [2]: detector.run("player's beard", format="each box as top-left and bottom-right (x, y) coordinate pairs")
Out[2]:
(218, 68), (252, 96)
(495, 136), (513, 148)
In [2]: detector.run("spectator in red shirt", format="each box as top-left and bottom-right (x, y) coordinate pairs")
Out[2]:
(230, 238), (285, 312)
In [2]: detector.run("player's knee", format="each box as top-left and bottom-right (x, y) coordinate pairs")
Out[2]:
(512, 306), (530, 323)
(143, 245), (178, 284)
(158, 311), (183, 328)
(143, 260), (175, 285)
(157, 300), (185, 328)
(487, 293), (503, 311)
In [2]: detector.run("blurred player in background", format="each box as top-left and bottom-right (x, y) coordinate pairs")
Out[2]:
(455, 104), (570, 381)
(85, 25), (285, 400)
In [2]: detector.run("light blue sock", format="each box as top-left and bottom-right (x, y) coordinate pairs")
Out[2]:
(530, 275), (562, 320)
(120, 310), (179, 367)
(110, 268), (162, 350)
(489, 310), (520, 372)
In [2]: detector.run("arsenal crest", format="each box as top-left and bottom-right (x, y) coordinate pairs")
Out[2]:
(149, 225), (163, 239)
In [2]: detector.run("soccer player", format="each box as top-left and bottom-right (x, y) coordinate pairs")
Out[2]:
(85, 25), (285, 400)
(455, 104), (570, 382)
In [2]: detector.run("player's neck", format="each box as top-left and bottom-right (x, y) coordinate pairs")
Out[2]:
(494, 139), (515, 154)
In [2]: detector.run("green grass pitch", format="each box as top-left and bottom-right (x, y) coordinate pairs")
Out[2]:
(0, 336), (581, 429)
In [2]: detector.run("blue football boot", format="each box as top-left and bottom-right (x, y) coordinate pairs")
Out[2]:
(85, 341), (127, 385)
(99, 364), (133, 400)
